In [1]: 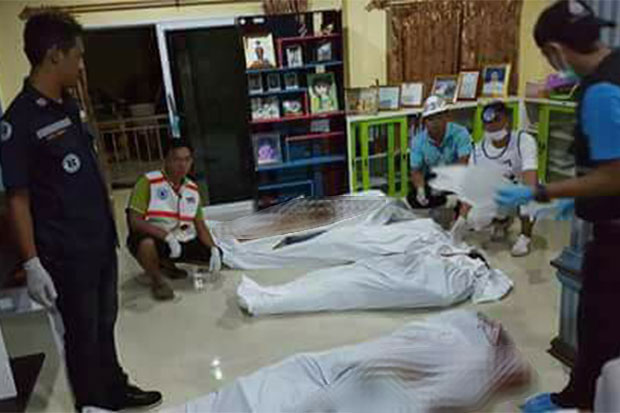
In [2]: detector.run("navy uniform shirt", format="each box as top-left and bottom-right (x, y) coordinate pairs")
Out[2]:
(0, 81), (117, 259)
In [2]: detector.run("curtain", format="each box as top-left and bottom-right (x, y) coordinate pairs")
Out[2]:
(263, 0), (308, 15)
(460, 0), (522, 95)
(388, 0), (523, 97)
(388, 0), (462, 95)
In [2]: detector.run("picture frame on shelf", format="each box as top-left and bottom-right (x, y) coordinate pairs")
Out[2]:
(310, 119), (331, 133)
(252, 133), (283, 165)
(316, 41), (333, 62)
(248, 73), (263, 95)
(283, 72), (299, 90)
(244, 34), (277, 70)
(456, 71), (480, 101)
(378, 86), (400, 111)
(431, 75), (459, 103)
(266, 73), (281, 92)
(345, 87), (379, 115)
(400, 82), (424, 107)
(308, 72), (339, 114)
(285, 45), (304, 68)
(481, 64), (511, 97)
(282, 98), (304, 117)
(251, 97), (280, 121)
(262, 96), (280, 119)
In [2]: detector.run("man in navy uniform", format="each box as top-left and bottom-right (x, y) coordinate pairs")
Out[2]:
(496, 1), (620, 411)
(0, 12), (162, 411)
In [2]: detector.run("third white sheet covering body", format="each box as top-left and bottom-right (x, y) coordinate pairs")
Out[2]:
(220, 199), (512, 315)
(162, 311), (528, 413)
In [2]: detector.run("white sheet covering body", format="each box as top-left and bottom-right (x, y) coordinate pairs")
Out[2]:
(162, 311), (528, 413)
(215, 200), (424, 270)
(237, 238), (513, 315)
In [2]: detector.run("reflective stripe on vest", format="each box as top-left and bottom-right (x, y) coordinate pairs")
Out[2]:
(144, 170), (200, 231)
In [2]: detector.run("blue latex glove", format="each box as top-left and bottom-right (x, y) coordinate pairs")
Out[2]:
(554, 199), (575, 221)
(495, 185), (535, 208)
(520, 393), (563, 412)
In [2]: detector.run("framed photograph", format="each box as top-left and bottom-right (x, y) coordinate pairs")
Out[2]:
(316, 41), (333, 62)
(400, 83), (424, 107)
(456, 71), (480, 101)
(248, 74), (263, 95)
(266, 73), (281, 92)
(283, 72), (299, 90)
(286, 45), (304, 68)
(345, 87), (379, 115)
(282, 98), (304, 117)
(244, 34), (277, 70)
(431, 75), (459, 103)
(378, 86), (400, 111)
(310, 119), (331, 133)
(481, 64), (511, 97)
(308, 73), (339, 114)
(251, 97), (280, 121)
(252, 133), (282, 165)
(262, 96), (280, 119)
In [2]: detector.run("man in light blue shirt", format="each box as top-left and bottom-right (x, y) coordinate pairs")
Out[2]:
(408, 96), (472, 208)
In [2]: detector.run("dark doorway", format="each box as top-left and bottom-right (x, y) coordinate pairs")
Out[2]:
(167, 26), (253, 205)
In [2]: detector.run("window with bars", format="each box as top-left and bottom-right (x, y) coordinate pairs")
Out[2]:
(584, 0), (620, 47)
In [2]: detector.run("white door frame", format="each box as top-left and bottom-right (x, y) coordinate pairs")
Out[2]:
(155, 17), (236, 136)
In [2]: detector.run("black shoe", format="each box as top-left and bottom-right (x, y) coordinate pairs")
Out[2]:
(105, 384), (163, 411)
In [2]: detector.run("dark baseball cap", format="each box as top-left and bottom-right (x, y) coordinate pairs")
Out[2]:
(482, 101), (508, 124)
(535, 0), (615, 49)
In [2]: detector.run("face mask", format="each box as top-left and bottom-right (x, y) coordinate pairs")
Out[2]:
(485, 129), (508, 142)
(549, 49), (581, 81)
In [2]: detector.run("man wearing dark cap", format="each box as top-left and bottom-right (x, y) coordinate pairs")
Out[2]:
(451, 101), (538, 256)
(495, 0), (620, 411)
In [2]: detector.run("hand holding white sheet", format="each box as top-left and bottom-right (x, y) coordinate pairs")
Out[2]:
(429, 165), (511, 230)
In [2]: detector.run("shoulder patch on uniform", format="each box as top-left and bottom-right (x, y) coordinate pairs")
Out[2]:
(62, 153), (81, 174)
(0, 121), (12, 142)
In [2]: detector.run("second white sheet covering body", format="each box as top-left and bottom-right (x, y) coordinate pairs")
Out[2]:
(162, 311), (527, 413)
(237, 231), (512, 315)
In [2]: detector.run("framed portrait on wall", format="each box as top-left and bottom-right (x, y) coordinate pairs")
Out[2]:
(431, 75), (459, 103)
(400, 82), (424, 107)
(378, 86), (400, 111)
(456, 71), (480, 101)
(481, 64), (511, 97)
(244, 34), (277, 70)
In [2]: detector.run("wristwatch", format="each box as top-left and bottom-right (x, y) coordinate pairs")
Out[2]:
(534, 184), (550, 203)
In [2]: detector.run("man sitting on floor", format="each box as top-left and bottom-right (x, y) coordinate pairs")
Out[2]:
(126, 139), (222, 300)
(451, 101), (539, 256)
(408, 96), (472, 209)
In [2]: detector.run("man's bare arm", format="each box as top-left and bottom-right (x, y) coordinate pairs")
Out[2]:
(7, 189), (37, 261)
(411, 169), (425, 189)
(546, 161), (620, 199)
(195, 217), (216, 248)
(127, 210), (168, 240)
(522, 170), (538, 187)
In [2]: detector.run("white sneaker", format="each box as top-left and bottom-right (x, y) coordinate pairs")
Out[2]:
(511, 234), (532, 257)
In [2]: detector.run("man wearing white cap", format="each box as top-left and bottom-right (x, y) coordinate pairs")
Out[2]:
(408, 96), (472, 208)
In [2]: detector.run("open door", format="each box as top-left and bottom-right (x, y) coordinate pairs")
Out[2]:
(157, 19), (254, 205)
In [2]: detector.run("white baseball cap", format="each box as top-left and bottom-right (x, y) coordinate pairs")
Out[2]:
(422, 95), (449, 119)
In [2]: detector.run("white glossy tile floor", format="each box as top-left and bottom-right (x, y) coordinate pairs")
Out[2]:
(2, 190), (572, 412)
